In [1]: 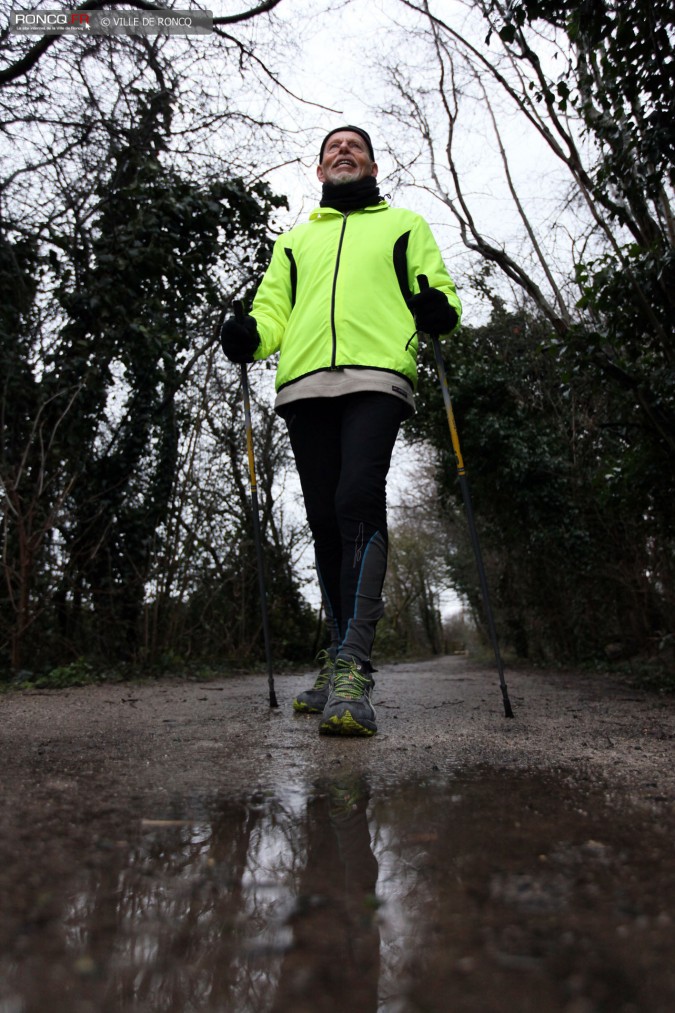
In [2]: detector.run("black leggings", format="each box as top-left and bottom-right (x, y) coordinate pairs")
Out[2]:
(284, 392), (404, 662)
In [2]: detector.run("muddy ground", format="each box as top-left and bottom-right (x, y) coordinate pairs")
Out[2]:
(1, 657), (674, 1012)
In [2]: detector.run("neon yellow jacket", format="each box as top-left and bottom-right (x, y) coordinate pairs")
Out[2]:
(251, 201), (461, 392)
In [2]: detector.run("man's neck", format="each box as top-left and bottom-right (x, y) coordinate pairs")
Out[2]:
(319, 176), (381, 213)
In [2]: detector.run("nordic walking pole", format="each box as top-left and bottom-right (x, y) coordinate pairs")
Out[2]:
(234, 302), (279, 709)
(417, 276), (514, 718)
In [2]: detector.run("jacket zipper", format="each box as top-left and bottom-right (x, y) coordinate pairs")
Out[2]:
(329, 213), (349, 369)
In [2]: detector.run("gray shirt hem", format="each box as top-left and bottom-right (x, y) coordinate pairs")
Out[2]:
(274, 368), (415, 415)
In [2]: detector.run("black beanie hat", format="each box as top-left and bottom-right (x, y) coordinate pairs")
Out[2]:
(319, 125), (375, 163)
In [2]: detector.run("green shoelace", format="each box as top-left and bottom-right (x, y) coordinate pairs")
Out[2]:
(332, 659), (370, 700)
(313, 650), (335, 689)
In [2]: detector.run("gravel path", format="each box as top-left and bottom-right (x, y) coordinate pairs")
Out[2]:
(1, 657), (674, 1013)
(2, 656), (673, 807)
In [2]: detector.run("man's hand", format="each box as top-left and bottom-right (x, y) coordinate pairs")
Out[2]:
(219, 313), (260, 364)
(407, 287), (458, 335)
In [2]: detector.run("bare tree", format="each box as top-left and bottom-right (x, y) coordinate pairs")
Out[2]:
(383, 1), (673, 448)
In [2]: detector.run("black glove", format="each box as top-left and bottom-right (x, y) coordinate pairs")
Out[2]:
(407, 287), (457, 335)
(219, 313), (260, 364)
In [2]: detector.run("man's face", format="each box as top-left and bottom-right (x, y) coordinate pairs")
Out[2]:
(317, 131), (378, 185)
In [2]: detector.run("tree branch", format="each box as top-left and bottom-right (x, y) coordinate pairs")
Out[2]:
(213, 0), (284, 26)
(0, 0), (286, 86)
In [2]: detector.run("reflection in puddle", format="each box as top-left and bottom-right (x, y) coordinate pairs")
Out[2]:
(1, 770), (674, 1011)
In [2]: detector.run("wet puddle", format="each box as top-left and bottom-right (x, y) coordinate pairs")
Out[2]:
(0, 769), (673, 1012)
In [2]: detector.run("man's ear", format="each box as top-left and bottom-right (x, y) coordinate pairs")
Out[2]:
(317, 164), (326, 183)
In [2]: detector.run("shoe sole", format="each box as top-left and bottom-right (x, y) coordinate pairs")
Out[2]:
(319, 711), (377, 737)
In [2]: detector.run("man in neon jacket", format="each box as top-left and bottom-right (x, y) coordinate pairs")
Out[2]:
(221, 126), (461, 737)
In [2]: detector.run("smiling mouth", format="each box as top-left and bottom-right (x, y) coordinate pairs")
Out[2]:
(334, 159), (356, 169)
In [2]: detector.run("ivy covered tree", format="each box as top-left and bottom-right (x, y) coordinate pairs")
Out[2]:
(0, 231), (43, 671)
(411, 299), (673, 664)
(0, 83), (296, 671)
(52, 92), (285, 657)
(0, 1), (321, 676)
(385, 0), (673, 668)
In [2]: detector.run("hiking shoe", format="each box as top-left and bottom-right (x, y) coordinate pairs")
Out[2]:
(292, 650), (335, 714)
(319, 657), (377, 737)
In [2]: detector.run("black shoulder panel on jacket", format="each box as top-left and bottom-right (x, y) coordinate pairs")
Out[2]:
(392, 231), (412, 302)
(284, 247), (297, 308)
